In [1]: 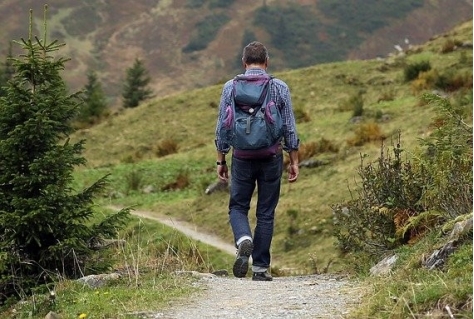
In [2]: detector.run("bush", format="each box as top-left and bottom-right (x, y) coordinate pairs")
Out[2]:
(154, 138), (179, 157)
(161, 171), (190, 191)
(440, 38), (463, 54)
(298, 138), (339, 161)
(411, 68), (473, 94)
(125, 170), (144, 194)
(338, 91), (364, 115)
(121, 152), (142, 164)
(333, 94), (472, 258)
(333, 138), (425, 256)
(293, 107), (311, 123)
(346, 121), (384, 146)
(435, 70), (473, 92)
(351, 92), (364, 117)
(410, 69), (439, 94)
(418, 94), (473, 218)
(404, 60), (431, 82)
(377, 87), (395, 102)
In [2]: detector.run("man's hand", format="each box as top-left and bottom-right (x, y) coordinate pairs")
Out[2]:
(217, 164), (229, 182)
(288, 164), (299, 183)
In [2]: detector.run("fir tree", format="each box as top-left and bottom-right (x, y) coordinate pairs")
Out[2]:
(122, 58), (153, 108)
(0, 7), (130, 302)
(77, 69), (108, 126)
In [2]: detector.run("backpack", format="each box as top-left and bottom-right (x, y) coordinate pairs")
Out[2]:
(219, 74), (283, 152)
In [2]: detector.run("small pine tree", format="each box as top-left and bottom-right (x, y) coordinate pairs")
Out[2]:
(0, 7), (130, 302)
(77, 70), (108, 126)
(122, 58), (153, 108)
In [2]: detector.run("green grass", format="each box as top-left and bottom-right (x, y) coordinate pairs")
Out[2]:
(9, 274), (196, 319)
(4, 214), (231, 318)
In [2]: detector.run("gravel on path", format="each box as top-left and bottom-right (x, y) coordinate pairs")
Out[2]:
(135, 274), (361, 319)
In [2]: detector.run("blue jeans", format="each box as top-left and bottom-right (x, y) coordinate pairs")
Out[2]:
(228, 154), (283, 270)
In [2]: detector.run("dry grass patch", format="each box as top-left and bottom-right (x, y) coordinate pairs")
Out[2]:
(347, 121), (385, 147)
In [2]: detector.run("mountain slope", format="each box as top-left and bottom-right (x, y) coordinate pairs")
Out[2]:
(348, 0), (474, 59)
(0, 0), (471, 105)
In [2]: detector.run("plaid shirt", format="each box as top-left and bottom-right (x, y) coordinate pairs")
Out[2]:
(215, 68), (299, 154)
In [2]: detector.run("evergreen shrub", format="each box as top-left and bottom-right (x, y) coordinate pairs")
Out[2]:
(0, 9), (130, 305)
(404, 60), (431, 82)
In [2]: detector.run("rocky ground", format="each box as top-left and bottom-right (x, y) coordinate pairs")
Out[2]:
(130, 273), (362, 319)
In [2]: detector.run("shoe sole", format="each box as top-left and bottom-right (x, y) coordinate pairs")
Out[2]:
(232, 256), (249, 278)
(252, 275), (273, 282)
(232, 241), (253, 278)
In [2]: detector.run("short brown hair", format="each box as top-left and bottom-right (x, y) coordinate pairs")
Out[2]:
(242, 41), (269, 65)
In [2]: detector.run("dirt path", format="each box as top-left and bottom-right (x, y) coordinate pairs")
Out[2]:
(116, 207), (362, 318)
(111, 206), (237, 255)
(135, 274), (361, 319)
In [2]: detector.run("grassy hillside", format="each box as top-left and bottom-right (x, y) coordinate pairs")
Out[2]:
(72, 20), (473, 275)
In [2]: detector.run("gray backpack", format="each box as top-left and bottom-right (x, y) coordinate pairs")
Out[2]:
(219, 74), (283, 151)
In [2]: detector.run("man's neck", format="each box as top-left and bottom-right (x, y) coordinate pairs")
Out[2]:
(245, 63), (266, 70)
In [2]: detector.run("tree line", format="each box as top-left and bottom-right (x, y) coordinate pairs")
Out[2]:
(0, 45), (153, 129)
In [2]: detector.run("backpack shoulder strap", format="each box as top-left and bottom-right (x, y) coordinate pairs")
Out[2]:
(234, 74), (273, 81)
(233, 74), (272, 108)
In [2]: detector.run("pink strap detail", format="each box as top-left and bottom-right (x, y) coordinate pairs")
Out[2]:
(224, 105), (233, 128)
(264, 101), (275, 124)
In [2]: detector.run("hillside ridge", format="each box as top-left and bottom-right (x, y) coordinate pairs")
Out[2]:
(0, 0), (471, 105)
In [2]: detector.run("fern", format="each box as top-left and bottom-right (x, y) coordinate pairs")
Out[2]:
(394, 210), (444, 243)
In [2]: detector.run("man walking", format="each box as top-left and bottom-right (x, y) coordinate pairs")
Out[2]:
(214, 41), (299, 281)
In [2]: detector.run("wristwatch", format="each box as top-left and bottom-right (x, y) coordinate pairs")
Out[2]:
(216, 160), (227, 166)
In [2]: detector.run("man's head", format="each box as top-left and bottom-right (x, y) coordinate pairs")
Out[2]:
(242, 41), (269, 68)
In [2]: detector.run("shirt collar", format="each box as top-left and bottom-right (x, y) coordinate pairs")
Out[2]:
(244, 68), (267, 76)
